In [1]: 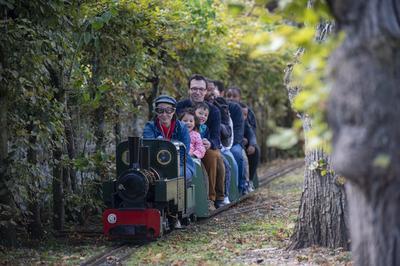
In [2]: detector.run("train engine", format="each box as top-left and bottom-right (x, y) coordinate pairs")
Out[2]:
(102, 137), (195, 240)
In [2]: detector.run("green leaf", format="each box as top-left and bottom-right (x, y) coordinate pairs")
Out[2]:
(91, 18), (104, 30)
(227, 3), (245, 16)
(83, 32), (92, 44)
(373, 154), (390, 169)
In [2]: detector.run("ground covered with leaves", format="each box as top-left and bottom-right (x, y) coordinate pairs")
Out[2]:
(0, 166), (352, 265)
(127, 167), (352, 265)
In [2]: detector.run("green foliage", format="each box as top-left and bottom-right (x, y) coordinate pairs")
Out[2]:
(1, 0), (298, 235)
(234, 0), (343, 150)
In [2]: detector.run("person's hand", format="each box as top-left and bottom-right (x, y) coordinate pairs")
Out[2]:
(243, 138), (248, 146)
(247, 145), (255, 155)
(203, 139), (211, 150)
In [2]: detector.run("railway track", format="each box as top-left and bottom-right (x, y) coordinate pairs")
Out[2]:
(80, 243), (141, 266)
(80, 158), (303, 266)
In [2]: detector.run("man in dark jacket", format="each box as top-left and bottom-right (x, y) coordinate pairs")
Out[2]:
(227, 87), (260, 191)
(176, 74), (225, 209)
(215, 82), (248, 194)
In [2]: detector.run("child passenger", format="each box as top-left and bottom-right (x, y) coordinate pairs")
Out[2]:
(179, 108), (206, 159)
(194, 102), (211, 150)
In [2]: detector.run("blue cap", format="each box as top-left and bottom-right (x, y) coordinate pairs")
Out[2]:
(154, 95), (177, 107)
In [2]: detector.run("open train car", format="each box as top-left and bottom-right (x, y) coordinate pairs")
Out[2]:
(102, 136), (258, 240)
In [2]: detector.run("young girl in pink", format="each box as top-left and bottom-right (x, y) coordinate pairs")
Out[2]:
(179, 108), (206, 159)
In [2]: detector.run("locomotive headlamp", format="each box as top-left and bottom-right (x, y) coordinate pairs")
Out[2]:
(107, 213), (117, 224)
(156, 149), (172, 165)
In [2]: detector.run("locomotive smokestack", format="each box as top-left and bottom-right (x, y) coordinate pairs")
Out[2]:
(128, 136), (140, 168)
(140, 146), (150, 170)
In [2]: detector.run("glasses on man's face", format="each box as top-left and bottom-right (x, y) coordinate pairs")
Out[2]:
(155, 107), (175, 115)
(190, 87), (207, 92)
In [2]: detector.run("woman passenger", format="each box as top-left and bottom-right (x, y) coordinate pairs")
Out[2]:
(142, 95), (194, 181)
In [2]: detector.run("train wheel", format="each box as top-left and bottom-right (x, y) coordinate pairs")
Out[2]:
(182, 217), (190, 226)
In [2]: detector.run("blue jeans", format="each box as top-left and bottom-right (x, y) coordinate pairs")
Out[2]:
(222, 149), (238, 188)
(230, 144), (247, 192)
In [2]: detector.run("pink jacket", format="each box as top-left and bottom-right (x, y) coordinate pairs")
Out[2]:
(189, 130), (206, 159)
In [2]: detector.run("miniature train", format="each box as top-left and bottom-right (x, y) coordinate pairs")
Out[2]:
(102, 136), (258, 240)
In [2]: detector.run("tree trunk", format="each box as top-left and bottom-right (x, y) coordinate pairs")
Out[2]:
(284, 20), (349, 249)
(0, 85), (17, 247)
(46, 61), (66, 231)
(146, 76), (159, 121)
(52, 145), (65, 231)
(27, 122), (44, 239)
(327, 0), (400, 264)
(91, 52), (106, 154)
(114, 106), (121, 145)
(65, 113), (77, 192)
(288, 148), (348, 249)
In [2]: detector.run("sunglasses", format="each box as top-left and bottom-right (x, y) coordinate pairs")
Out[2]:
(155, 107), (175, 114)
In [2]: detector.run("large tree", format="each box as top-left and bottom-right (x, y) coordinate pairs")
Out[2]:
(327, 0), (400, 265)
(285, 52), (348, 249)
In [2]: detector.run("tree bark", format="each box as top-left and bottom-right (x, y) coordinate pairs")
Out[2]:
(46, 61), (65, 231)
(114, 106), (121, 145)
(288, 148), (348, 249)
(327, 0), (400, 264)
(146, 75), (160, 121)
(52, 145), (65, 231)
(0, 84), (17, 247)
(65, 113), (77, 192)
(27, 122), (44, 239)
(285, 20), (349, 250)
(0, 35), (17, 246)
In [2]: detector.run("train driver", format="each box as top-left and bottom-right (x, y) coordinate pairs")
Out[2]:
(142, 95), (195, 182)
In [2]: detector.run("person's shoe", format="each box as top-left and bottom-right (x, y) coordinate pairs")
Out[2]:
(248, 181), (255, 192)
(215, 200), (226, 209)
(241, 187), (249, 195)
(174, 218), (182, 229)
(208, 200), (216, 212)
(223, 196), (231, 205)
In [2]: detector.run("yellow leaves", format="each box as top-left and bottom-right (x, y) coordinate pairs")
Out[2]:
(303, 8), (319, 25)
(290, 27), (315, 46)
(151, 252), (165, 263)
(373, 154), (391, 169)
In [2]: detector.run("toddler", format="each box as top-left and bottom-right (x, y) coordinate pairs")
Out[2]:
(194, 102), (211, 150)
(179, 108), (205, 159)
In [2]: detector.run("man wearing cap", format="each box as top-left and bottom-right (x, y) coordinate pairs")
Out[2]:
(142, 95), (194, 181)
(176, 74), (226, 209)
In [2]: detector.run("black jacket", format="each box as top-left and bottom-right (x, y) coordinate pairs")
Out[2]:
(227, 101), (244, 146)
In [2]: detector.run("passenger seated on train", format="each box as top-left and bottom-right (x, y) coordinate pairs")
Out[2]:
(227, 87), (260, 191)
(215, 81), (244, 191)
(176, 74), (225, 211)
(179, 108), (206, 159)
(142, 95), (194, 182)
(206, 80), (235, 204)
(219, 86), (247, 194)
(240, 102), (258, 191)
(194, 102), (210, 145)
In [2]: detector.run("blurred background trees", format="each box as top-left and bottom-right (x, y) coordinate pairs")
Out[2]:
(0, 0), (298, 245)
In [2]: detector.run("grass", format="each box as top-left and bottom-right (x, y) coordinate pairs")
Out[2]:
(126, 168), (304, 265)
(1, 166), (352, 265)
